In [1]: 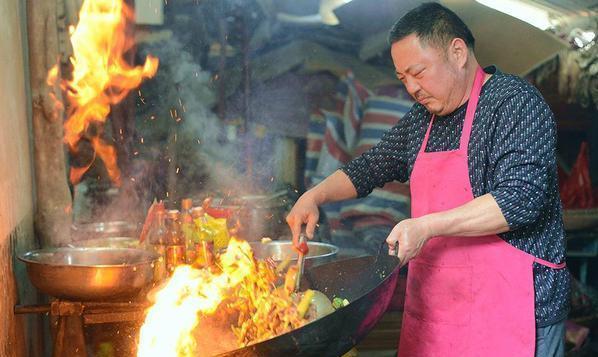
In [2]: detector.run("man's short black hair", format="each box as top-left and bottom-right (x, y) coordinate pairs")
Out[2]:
(388, 2), (475, 51)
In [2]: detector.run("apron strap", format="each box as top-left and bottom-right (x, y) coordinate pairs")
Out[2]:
(418, 114), (436, 154)
(534, 257), (567, 269)
(459, 66), (486, 151)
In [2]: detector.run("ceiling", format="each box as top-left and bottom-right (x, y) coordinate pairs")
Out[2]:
(274, 0), (598, 31)
(274, 0), (598, 75)
(533, 0), (598, 13)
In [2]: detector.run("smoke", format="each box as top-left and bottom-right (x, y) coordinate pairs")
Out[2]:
(137, 34), (228, 157)
(134, 33), (263, 203)
(71, 29), (295, 226)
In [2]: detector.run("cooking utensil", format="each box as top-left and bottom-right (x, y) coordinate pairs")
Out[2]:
(205, 190), (290, 241)
(70, 237), (140, 249)
(215, 253), (401, 356)
(294, 233), (308, 291)
(248, 241), (338, 267)
(71, 221), (139, 240)
(19, 247), (159, 301)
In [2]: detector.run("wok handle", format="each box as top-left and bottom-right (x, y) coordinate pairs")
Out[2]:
(374, 240), (401, 266)
(391, 244), (399, 257)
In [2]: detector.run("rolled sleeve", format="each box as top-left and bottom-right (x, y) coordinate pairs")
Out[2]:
(489, 92), (557, 229)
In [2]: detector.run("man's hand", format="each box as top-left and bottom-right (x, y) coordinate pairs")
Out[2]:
(285, 170), (358, 249)
(386, 218), (432, 267)
(286, 192), (320, 245)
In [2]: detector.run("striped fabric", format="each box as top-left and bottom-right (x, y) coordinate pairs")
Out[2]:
(305, 72), (370, 188)
(305, 73), (370, 239)
(305, 112), (325, 184)
(340, 96), (412, 229)
(304, 74), (413, 248)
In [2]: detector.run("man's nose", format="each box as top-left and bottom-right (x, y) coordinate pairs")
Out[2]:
(403, 77), (421, 97)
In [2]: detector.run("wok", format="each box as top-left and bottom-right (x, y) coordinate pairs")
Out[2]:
(19, 247), (159, 301)
(218, 253), (400, 357)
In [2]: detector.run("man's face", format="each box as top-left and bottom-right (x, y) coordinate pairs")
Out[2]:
(391, 34), (465, 116)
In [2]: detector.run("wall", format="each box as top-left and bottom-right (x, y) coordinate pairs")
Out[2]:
(0, 0), (40, 355)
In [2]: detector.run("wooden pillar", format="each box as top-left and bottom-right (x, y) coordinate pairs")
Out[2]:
(27, 0), (73, 247)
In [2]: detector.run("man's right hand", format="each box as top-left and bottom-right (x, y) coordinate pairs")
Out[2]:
(286, 169), (358, 248)
(286, 191), (320, 246)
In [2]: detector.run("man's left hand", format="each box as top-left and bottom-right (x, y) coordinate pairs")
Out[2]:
(386, 218), (432, 267)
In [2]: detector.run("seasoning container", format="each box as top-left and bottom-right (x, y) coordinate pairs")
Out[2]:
(191, 206), (204, 219)
(149, 210), (167, 281)
(192, 206), (214, 268)
(180, 198), (196, 264)
(165, 209), (186, 275)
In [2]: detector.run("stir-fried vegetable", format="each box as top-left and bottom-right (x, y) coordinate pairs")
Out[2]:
(332, 297), (350, 309)
(297, 289), (315, 318)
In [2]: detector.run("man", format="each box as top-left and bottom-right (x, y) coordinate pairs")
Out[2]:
(286, 3), (569, 357)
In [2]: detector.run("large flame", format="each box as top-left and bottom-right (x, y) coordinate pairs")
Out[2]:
(48, 0), (159, 185)
(137, 239), (306, 357)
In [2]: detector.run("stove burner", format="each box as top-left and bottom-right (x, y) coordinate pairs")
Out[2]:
(15, 300), (148, 357)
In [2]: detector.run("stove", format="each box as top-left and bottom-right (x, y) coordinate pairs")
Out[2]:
(15, 300), (148, 356)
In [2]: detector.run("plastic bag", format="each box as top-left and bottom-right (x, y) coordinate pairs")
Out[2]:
(560, 142), (595, 209)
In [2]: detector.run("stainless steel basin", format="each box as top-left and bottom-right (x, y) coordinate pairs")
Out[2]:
(71, 236), (140, 249)
(249, 241), (338, 267)
(19, 247), (158, 301)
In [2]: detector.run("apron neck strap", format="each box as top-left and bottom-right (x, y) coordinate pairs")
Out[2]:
(419, 66), (486, 154)
(459, 66), (486, 150)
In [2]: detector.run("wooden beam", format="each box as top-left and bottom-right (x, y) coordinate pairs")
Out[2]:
(215, 40), (397, 98)
(359, 31), (388, 61)
(27, 0), (73, 247)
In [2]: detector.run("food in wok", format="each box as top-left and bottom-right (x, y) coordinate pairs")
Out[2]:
(137, 238), (348, 356)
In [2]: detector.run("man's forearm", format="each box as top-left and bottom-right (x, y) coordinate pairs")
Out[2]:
(309, 170), (358, 205)
(420, 193), (510, 238)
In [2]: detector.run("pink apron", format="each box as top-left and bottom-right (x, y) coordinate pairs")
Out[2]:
(397, 67), (566, 357)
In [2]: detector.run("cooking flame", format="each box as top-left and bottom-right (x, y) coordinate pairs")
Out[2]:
(137, 238), (306, 356)
(48, 0), (159, 185)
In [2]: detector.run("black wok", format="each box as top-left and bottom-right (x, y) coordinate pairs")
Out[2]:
(218, 253), (400, 357)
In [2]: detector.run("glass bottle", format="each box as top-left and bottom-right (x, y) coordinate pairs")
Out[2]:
(180, 198), (196, 264)
(192, 206), (214, 268)
(165, 209), (186, 275)
(149, 210), (167, 281)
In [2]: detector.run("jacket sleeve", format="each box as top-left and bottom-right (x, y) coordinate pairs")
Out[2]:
(489, 91), (558, 230)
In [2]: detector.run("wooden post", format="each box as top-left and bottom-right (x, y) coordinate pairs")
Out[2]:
(217, 18), (227, 121)
(27, 0), (73, 247)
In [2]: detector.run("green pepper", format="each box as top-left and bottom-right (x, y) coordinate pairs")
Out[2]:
(332, 297), (349, 309)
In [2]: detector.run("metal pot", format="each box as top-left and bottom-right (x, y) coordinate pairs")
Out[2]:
(71, 221), (139, 241)
(211, 190), (290, 241)
(19, 247), (158, 301)
(249, 241), (338, 267)
(71, 236), (140, 249)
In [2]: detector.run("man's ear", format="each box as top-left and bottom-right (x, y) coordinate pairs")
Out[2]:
(448, 38), (469, 68)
